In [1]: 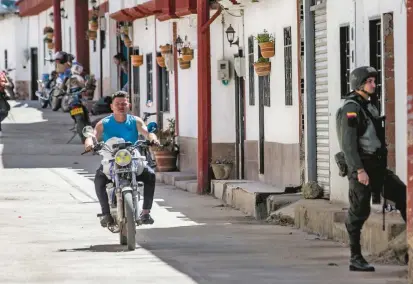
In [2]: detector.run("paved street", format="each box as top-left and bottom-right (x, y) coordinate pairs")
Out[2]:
(0, 100), (407, 284)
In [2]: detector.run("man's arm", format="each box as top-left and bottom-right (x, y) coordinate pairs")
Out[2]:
(340, 103), (364, 171)
(84, 120), (103, 148)
(135, 116), (157, 141)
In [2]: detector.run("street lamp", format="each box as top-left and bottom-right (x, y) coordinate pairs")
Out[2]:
(225, 24), (239, 47)
(175, 35), (184, 55)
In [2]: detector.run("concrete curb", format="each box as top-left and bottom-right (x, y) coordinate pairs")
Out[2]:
(294, 199), (406, 255)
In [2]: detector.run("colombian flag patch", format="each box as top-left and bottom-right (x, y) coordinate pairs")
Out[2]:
(346, 112), (357, 118)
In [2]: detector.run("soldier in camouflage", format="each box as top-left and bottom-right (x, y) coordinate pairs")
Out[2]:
(336, 66), (406, 272)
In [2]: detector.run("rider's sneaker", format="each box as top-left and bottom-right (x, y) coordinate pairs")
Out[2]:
(140, 213), (154, 225)
(99, 214), (114, 227)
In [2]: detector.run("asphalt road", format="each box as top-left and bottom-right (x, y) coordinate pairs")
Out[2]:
(0, 101), (407, 284)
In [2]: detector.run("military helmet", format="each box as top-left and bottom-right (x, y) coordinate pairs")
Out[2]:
(350, 66), (378, 90)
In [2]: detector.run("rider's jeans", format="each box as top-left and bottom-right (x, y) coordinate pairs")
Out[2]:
(94, 164), (156, 215)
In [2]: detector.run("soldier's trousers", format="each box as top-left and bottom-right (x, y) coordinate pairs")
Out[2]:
(346, 155), (406, 246)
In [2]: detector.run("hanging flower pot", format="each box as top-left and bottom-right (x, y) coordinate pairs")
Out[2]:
(259, 41), (275, 58)
(131, 55), (144, 67)
(179, 58), (190, 70)
(156, 56), (166, 68)
(160, 44), (172, 56)
(256, 30), (275, 59)
(89, 21), (99, 32)
(47, 41), (55, 50)
(254, 58), (271, 76)
(87, 30), (97, 40)
(43, 26), (54, 39)
(181, 47), (194, 61)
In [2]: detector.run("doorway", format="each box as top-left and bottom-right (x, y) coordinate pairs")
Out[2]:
(30, 48), (38, 100)
(234, 52), (246, 179)
(156, 60), (169, 130)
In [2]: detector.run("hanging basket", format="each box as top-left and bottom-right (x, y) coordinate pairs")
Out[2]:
(89, 21), (99, 31)
(46, 32), (54, 40)
(160, 44), (172, 56)
(87, 30), (97, 40)
(47, 42), (55, 50)
(131, 55), (144, 67)
(259, 41), (275, 58)
(179, 58), (190, 70)
(254, 61), (271, 76)
(156, 56), (166, 68)
(181, 47), (194, 61)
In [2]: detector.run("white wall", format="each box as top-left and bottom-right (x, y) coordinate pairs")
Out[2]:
(327, 0), (407, 202)
(0, 14), (18, 82)
(243, 0), (300, 144)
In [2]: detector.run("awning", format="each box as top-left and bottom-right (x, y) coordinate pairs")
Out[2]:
(16, 0), (52, 17)
(175, 0), (197, 17)
(109, 0), (159, 22)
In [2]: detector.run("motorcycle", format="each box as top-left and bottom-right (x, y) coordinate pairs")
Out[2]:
(62, 73), (96, 113)
(2, 68), (15, 99)
(81, 125), (159, 251)
(35, 73), (56, 109)
(67, 87), (92, 144)
(51, 71), (69, 111)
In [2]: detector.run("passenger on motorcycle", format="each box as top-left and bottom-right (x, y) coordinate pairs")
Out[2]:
(66, 62), (85, 91)
(84, 91), (160, 227)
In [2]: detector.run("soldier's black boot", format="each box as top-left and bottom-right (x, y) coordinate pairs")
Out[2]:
(349, 244), (375, 272)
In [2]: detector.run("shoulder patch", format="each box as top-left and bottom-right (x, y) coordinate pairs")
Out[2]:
(346, 112), (357, 118)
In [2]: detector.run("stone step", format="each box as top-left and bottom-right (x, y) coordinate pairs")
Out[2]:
(294, 199), (406, 255)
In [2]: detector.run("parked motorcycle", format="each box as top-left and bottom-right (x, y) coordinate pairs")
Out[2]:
(2, 68), (15, 99)
(81, 125), (159, 250)
(51, 71), (70, 111)
(35, 73), (57, 108)
(67, 87), (92, 143)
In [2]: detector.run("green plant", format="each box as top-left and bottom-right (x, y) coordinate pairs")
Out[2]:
(255, 57), (269, 64)
(153, 118), (179, 153)
(210, 156), (234, 165)
(43, 26), (54, 34)
(255, 29), (274, 43)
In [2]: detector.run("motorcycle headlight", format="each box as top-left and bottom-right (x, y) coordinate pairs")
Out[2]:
(114, 149), (132, 166)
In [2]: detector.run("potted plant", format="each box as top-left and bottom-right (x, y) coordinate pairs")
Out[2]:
(43, 26), (54, 39)
(152, 118), (179, 172)
(156, 52), (166, 67)
(44, 37), (54, 50)
(89, 14), (99, 31)
(131, 54), (143, 67)
(211, 157), (233, 180)
(179, 58), (190, 70)
(256, 29), (275, 58)
(160, 44), (172, 56)
(87, 30), (97, 41)
(181, 46), (194, 61)
(254, 57), (271, 76)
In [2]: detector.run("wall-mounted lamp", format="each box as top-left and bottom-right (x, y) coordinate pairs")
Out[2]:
(49, 8), (68, 22)
(225, 24), (239, 47)
(175, 35), (184, 55)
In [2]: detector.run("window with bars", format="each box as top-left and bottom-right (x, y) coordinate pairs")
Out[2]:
(146, 53), (153, 101)
(340, 25), (350, 99)
(369, 19), (382, 113)
(133, 48), (140, 95)
(248, 36), (255, 106)
(284, 26), (293, 106)
(4, 50), (8, 70)
(258, 40), (270, 107)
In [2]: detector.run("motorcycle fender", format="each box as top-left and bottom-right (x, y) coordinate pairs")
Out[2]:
(121, 186), (133, 194)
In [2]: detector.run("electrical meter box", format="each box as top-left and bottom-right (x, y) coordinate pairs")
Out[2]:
(217, 60), (230, 81)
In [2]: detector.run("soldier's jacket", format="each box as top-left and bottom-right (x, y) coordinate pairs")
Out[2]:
(336, 93), (384, 171)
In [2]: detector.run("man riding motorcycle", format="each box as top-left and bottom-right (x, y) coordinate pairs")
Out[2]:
(84, 91), (160, 227)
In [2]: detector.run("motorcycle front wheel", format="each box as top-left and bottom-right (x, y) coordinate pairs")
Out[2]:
(123, 191), (136, 251)
(51, 96), (62, 111)
(74, 115), (89, 144)
(61, 94), (71, 113)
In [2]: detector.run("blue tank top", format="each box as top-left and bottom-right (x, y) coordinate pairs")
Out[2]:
(102, 114), (139, 144)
